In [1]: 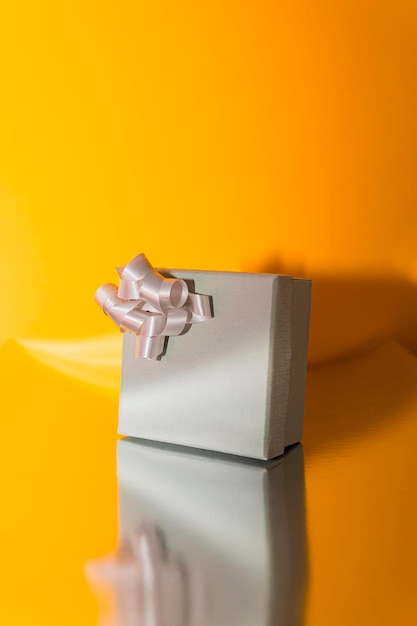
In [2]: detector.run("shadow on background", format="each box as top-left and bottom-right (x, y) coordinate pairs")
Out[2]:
(256, 257), (417, 457)
(303, 340), (417, 457)
(257, 256), (417, 364)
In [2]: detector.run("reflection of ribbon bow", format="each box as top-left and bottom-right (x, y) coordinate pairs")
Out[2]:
(95, 253), (213, 360)
(84, 522), (206, 626)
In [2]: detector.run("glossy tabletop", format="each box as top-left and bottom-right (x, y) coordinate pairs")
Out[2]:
(1, 338), (417, 625)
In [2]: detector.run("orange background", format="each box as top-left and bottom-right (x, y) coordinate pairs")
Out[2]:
(1, 1), (417, 624)
(1, 0), (417, 361)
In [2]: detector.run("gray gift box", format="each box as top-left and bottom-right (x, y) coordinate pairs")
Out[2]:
(117, 268), (311, 460)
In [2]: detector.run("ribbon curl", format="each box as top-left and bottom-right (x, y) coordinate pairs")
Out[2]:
(95, 253), (213, 360)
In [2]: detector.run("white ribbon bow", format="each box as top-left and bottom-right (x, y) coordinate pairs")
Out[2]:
(95, 253), (212, 360)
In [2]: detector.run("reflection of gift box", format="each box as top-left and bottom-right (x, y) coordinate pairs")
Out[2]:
(116, 439), (307, 626)
(117, 266), (311, 460)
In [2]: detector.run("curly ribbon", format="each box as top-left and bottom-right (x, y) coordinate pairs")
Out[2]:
(95, 253), (213, 360)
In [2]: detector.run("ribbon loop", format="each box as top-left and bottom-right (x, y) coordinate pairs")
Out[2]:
(95, 254), (213, 360)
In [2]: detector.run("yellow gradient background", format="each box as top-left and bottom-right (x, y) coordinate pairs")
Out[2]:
(1, 1), (417, 624)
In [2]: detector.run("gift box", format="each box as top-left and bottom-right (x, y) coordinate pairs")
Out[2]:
(112, 438), (307, 626)
(96, 254), (311, 460)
